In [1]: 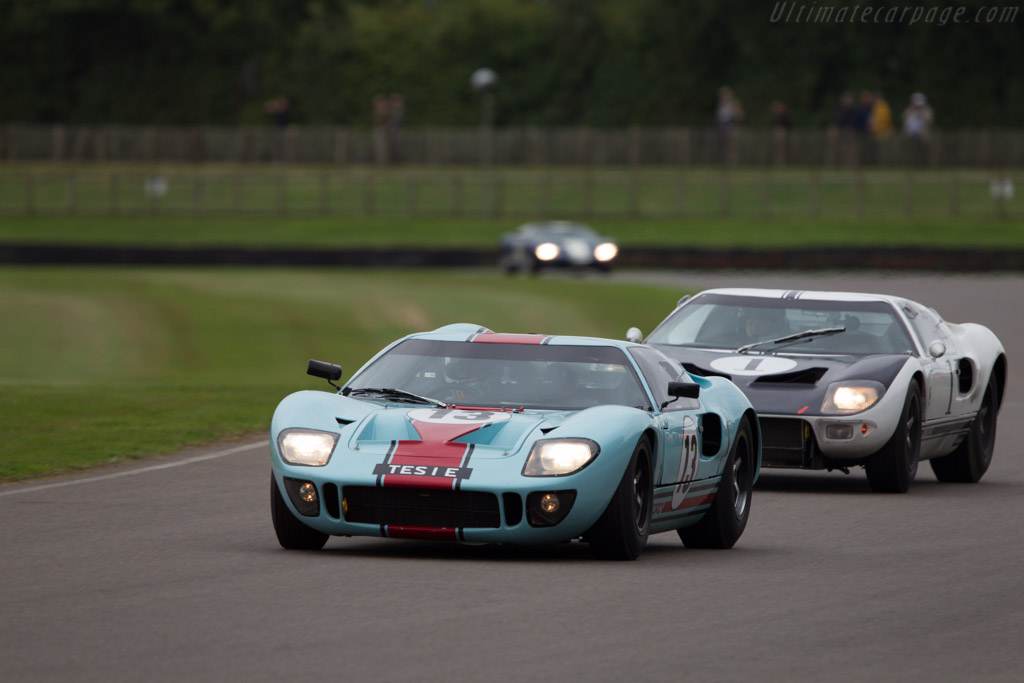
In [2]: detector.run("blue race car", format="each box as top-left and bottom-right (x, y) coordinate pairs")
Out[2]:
(270, 324), (760, 560)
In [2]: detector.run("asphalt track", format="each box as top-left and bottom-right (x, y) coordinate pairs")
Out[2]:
(1, 272), (1022, 682)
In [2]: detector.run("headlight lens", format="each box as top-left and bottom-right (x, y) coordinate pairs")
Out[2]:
(822, 382), (885, 414)
(534, 242), (560, 261)
(523, 438), (599, 476)
(277, 429), (339, 466)
(593, 242), (618, 262)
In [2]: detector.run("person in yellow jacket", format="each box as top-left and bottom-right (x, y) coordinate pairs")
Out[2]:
(869, 91), (894, 139)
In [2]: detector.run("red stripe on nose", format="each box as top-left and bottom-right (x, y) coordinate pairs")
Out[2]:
(471, 333), (550, 344)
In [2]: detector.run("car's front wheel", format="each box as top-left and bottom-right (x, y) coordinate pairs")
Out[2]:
(587, 437), (653, 560)
(865, 382), (921, 493)
(271, 474), (329, 550)
(930, 378), (998, 483)
(678, 415), (754, 549)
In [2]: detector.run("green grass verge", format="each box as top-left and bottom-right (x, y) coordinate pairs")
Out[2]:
(0, 164), (1021, 248)
(0, 267), (682, 481)
(1, 214), (1023, 249)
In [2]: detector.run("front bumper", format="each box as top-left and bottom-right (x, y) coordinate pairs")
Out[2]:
(759, 409), (896, 468)
(271, 442), (625, 544)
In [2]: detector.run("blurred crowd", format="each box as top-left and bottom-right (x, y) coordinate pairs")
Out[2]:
(717, 87), (936, 165)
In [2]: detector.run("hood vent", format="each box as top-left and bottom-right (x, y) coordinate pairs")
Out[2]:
(682, 363), (732, 381)
(336, 417), (355, 426)
(753, 367), (828, 385)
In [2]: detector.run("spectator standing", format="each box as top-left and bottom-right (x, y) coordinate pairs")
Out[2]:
(716, 86), (744, 165)
(771, 100), (791, 166)
(372, 94), (390, 165)
(264, 97), (291, 161)
(387, 92), (405, 163)
(829, 92), (861, 166)
(903, 92), (934, 165)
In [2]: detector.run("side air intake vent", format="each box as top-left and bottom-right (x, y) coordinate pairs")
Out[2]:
(752, 367), (828, 385)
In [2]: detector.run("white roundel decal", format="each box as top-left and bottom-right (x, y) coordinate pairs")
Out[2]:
(709, 356), (798, 376)
(406, 409), (512, 425)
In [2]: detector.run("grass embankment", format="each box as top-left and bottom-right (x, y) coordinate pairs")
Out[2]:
(2, 215), (1023, 249)
(0, 165), (1021, 248)
(0, 267), (681, 481)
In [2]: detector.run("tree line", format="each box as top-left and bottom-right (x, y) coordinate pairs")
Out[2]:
(0, 0), (1020, 128)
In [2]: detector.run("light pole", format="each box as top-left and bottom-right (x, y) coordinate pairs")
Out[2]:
(470, 68), (498, 167)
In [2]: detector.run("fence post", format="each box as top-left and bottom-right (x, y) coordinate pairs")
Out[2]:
(25, 170), (34, 215)
(192, 175), (204, 215)
(319, 172), (330, 215)
(854, 170), (865, 218)
(949, 169), (959, 217)
(811, 172), (821, 219)
(903, 170), (914, 216)
(66, 171), (77, 215)
(109, 172), (120, 215)
(718, 169), (731, 217)
(363, 173), (375, 217)
(451, 173), (463, 218)
(674, 170), (685, 217)
(53, 125), (65, 161)
(277, 172), (287, 216)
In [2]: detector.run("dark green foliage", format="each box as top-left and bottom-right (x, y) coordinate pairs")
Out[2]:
(0, 0), (1020, 126)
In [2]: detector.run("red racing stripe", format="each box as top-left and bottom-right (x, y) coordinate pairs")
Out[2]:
(381, 420), (480, 490)
(471, 332), (551, 344)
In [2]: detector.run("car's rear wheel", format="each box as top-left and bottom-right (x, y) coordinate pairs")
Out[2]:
(588, 437), (652, 560)
(678, 416), (753, 549)
(930, 378), (998, 483)
(271, 474), (329, 550)
(865, 382), (921, 493)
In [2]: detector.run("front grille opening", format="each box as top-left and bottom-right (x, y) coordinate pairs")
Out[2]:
(759, 417), (809, 468)
(342, 486), (500, 528)
(323, 483), (340, 518)
(503, 493), (523, 526)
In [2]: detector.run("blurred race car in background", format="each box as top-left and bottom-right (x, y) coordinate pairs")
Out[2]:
(270, 323), (759, 560)
(629, 288), (1006, 493)
(499, 221), (618, 273)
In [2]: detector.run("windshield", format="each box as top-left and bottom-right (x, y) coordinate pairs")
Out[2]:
(347, 339), (651, 411)
(647, 294), (916, 356)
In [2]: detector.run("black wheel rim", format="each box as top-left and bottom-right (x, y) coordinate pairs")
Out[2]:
(904, 396), (921, 473)
(977, 390), (996, 466)
(633, 451), (651, 533)
(732, 435), (750, 519)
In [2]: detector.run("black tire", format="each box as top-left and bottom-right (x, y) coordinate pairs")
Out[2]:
(677, 416), (754, 549)
(271, 474), (329, 550)
(865, 382), (922, 493)
(588, 437), (653, 561)
(930, 378), (998, 483)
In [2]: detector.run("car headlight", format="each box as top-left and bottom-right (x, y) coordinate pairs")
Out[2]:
(523, 438), (599, 476)
(535, 243), (560, 261)
(822, 381), (885, 414)
(277, 429), (339, 466)
(593, 242), (618, 262)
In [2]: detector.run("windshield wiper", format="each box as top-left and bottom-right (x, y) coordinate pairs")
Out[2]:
(737, 326), (846, 354)
(344, 387), (448, 407)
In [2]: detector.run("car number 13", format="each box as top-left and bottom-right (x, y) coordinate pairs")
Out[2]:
(407, 409), (512, 425)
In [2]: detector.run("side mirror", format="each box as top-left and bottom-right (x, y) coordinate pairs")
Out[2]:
(668, 381), (700, 399)
(626, 327), (643, 343)
(928, 341), (946, 358)
(307, 359), (342, 381)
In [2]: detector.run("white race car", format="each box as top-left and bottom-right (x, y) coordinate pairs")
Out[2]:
(631, 288), (1007, 493)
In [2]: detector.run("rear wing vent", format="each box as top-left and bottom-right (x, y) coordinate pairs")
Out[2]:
(752, 367), (828, 385)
